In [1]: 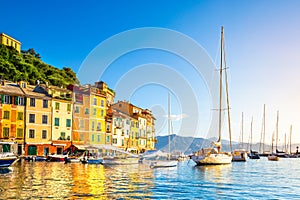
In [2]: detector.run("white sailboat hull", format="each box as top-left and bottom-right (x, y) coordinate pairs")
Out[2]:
(191, 153), (232, 165)
(149, 160), (178, 168)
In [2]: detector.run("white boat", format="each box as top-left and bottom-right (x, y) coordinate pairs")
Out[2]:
(140, 150), (178, 168)
(140, 93), (178, 168)
(0, 152), (18, 168)
(102, 156), (139, 165)
(191, 26), (232, 165)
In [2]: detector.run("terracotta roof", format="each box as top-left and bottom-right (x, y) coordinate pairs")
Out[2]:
(0, 82), (24, 96)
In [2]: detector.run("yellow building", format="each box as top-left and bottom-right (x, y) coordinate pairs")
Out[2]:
(34, 85), (73, 153)
(0, 33), (21, 52)
(21, 83), (52, 156)
(0, 80), (26, 155)
(89, 85), (107, 145)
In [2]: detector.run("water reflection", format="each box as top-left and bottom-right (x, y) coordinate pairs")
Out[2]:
(0, 160), (155, 199)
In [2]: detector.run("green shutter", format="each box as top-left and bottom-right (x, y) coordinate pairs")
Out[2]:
(15, 96), (18, 105)
(1, 94), (4, 104)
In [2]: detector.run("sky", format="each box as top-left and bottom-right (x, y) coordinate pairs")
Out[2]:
(1, 0), (300, 147)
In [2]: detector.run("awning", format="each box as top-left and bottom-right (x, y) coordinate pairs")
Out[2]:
(52, 143), (66, 146)
(73, 144), (87, 150)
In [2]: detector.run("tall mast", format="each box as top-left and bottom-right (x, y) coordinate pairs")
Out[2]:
(276, 111), (279, 152)
(223, 27), (232, 152)
(217, 26), (224, 154)
(241, 112), (244, 149)
(250, 116), (253, 151)
(168, 92), (171, 160)
(290, 125), (292, 154)
(263, 104), (266, 153)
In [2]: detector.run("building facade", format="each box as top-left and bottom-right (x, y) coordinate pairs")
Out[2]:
(0, 80), (25, 155)
(0, 33), (21, 52)
(22, 83), (52, 156)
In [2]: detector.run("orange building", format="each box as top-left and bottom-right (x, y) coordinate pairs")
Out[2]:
(68, 84), (90, 146)
(0, 80), (25, 155)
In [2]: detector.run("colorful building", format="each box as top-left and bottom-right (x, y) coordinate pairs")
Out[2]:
(89, 85), (107, 145)
(0, 33), (21, 52)
(21, 82), (52, 156)
(0, 80), (25, 155)
(34, 85), (73, 154)
(68, 84), (90, 146)
(112, 101), (156, 153)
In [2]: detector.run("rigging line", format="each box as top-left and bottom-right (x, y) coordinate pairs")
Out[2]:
(223, 27), (232, 152)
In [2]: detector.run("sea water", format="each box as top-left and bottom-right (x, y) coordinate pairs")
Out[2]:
(0, 158), (300, 199)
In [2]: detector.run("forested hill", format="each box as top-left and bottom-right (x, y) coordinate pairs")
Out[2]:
(0, 44), (79, 86)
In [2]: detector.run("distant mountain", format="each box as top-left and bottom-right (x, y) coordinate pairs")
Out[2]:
(155, 134), (300, 155)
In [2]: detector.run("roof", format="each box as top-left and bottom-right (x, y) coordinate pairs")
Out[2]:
(0, 81), (24, 96)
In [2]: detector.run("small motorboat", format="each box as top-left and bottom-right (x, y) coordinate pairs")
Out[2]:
(0, 153), (18, 168)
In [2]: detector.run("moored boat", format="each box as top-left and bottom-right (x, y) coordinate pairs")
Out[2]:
(191, 26), (232, 166)
(232, 149), (247, 162)
(0, 153), (18, 168)
(268, 154), (279, 161)
(46, 154), (68, 162)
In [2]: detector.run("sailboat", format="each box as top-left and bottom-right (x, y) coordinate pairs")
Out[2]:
(268, 111), (279, 161)
(232, 112), (247, 162)
(191, 26), (232, 165)
(248, 117), (260, 159)
(141, 93), (178, 168)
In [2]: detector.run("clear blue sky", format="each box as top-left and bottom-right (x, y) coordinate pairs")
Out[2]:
(2, 1), (300, 146)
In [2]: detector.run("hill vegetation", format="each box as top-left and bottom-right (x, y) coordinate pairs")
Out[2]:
(0, 44), (79, 86)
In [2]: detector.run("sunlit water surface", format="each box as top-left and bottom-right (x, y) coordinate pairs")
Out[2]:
(1, 158), (300, 199)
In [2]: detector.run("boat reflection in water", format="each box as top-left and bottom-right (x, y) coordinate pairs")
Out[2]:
(0, 160), (154, 199)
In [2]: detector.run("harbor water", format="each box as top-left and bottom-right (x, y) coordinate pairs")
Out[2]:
(1, 158), (300, 199)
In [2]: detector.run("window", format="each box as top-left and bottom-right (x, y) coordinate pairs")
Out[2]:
(29, 129), (35, 138)
(67, 104), (71, 112)
(85, 108), (89, 114)
(17, 128), (23, 138)
(18, 97), (25, 105)
(43, 100), (48, 108)
(3, 127), (9, 138)
(101, 110), (104, 117)
(113, 138), (117, 144)
(17, 112), (23, 120)
(92, 121), (95, 130)
(75, 106), (79, 113)
(92, 134), (95, 142)
(55, 102), (60, 110)
(30, 98), (35, 107)
(6, 38), (8, 44)
(60, 132), (66, 140)
(80, 133), (84, 141)
(93, 108), (96, 116)
(66, 119), (71, 127)
(4, 95), (11, 104)
(97, 135), (100, 142)
(42, 115), (48, 124)
(97, 123), (101, 131)
(3, 111), (10, 119)
(29, 114), (35, 123)
(80, 120), (84, 128)
(119, 104), (122, 107)
(42, 130), (47, 139)
(106, 136), (110, 143)
(93, 98), (97, 105)
(101, 100), (104, 107)
(54, 118), (60, 126)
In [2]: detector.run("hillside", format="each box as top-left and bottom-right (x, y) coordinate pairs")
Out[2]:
(0, 44), (79, 86)
(155, 134), (299, 155)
